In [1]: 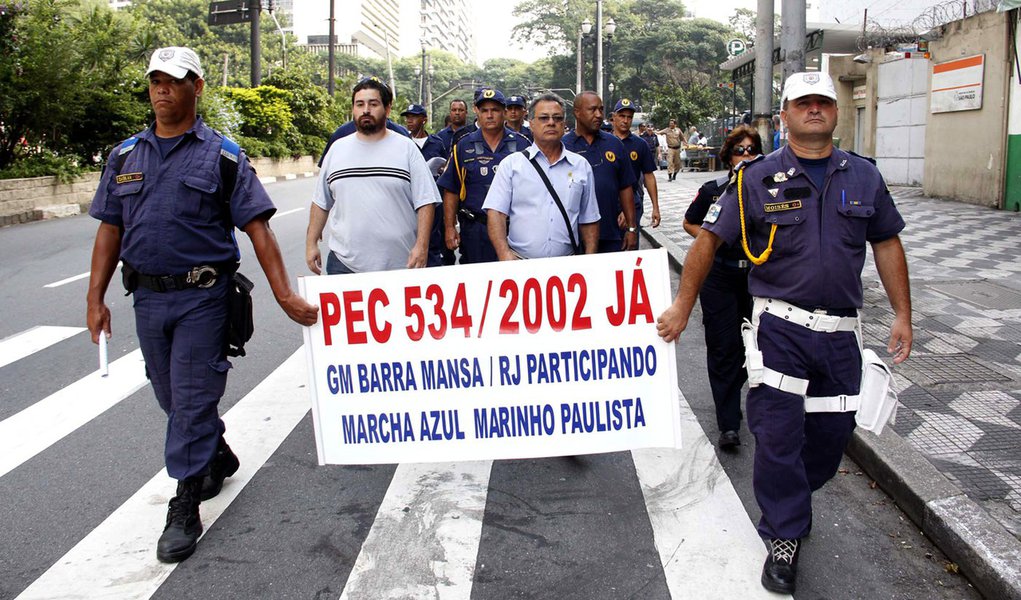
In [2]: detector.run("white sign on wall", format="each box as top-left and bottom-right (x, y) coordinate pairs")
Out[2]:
(931, 54), (984, 113)
(298, 250), (682, 465)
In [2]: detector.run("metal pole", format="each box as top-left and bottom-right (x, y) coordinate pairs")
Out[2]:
(595, 0), (603, 99)
(384, 28), (396, 99)
(267, 7), (286, 70)
(754, 0), (774, 149)
(576, 30), (583, 95)
(250, 0), (261, 86)
(327, 0), (335, 96)
(222, 53), (229, 87)
(780, 0), (806, 83)
(420, 46), (427, 104)
(426, 55), (433, 124)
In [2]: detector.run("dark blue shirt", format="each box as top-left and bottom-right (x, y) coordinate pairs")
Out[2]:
(617, 132), (656, 205)
(436, 128), (528, 212)
(562, 129), (637, 241)
(702, 146), (905, 309)
(508, 124), (533, 142)
(684, 175), (746, 262)
(414, 133), (448, 162)
(89, 118), (275, 275)
(318, 119), (410, 167)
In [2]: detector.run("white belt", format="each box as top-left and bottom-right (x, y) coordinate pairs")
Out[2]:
(762, 367), (809, 395)
(762, 368), (860, 412)
(753, 297), (858, 333)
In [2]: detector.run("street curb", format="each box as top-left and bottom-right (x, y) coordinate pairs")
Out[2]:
(640, 226), (1021, 600)
(258, 171), (317, 185)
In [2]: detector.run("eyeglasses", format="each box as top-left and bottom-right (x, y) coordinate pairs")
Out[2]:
(534, 114), (565, 123)
(732, 145), (758, 156)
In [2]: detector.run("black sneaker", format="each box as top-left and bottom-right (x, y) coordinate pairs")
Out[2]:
(761, 538), (800, 594)
(157, 479), (203, 563)
(201, 437), (240, 501)
(718, 430), (741, 451)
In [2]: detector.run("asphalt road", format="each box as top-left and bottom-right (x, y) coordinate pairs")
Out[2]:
(0, 176), (980, 599)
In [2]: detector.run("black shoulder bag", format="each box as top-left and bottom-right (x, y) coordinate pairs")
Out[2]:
(527, 155), (580, 255)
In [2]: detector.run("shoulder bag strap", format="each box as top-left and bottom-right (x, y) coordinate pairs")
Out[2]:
(528, 154), (580, 254)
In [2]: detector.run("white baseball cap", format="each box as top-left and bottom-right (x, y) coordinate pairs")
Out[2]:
(145, 47), (204, 80)
(781, 71), (837, 104)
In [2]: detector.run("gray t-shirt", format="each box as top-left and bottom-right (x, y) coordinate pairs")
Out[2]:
(314, 130), (441, 273)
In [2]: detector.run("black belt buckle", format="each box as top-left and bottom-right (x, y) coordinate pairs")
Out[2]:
(186, 265), (218, 289)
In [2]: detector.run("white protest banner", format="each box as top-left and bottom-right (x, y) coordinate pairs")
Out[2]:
(298, 249), (680, 465)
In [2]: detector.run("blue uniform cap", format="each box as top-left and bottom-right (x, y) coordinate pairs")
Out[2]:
(474, 88), (506, 107)
(401, 103), (427, 116)
(505, 95), (527, 108)
(613, 98), (637, 113)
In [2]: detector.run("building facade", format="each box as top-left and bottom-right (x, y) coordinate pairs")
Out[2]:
(417, 0), (474, 65)
(290, 0), (400, 61)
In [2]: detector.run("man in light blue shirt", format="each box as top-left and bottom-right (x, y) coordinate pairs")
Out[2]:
(483, 93), (600, 259)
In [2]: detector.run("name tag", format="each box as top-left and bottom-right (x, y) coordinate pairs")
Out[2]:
(116, 172), (143, 184)
(763, 200), (802, 213)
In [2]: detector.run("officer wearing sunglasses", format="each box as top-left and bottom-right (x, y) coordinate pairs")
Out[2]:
(680, 124), (763, 451)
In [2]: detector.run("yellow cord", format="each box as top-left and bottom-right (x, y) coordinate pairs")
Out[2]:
(453, 143), (467, 201)
(737, 167), (777, 265)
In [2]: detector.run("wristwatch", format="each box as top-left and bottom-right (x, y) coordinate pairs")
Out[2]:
(626, 227), (637, 233)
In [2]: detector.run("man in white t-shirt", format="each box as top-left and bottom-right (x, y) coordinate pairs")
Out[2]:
(306, 78), (441, 274)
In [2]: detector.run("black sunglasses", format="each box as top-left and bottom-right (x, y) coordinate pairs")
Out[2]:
(732, 145), (758, 156)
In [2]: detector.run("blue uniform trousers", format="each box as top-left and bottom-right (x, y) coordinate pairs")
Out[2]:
(747, 312), (860, 540)
(458, 217), (497, 264)
(133, 280), (230, 481)
(698, 262), (751, 432)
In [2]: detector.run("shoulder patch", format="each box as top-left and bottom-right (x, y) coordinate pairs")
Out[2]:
(220, 136), (240, 163)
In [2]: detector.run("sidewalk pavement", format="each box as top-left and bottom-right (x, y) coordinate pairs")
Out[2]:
(642, 168), (1021, 600)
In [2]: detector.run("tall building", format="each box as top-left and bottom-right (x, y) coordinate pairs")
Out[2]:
(417, 0), (475, 65)
(290, 0), (399, 61)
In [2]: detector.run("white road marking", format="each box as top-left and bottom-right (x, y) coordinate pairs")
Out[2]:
(0, 326), (86, 369)
(0, 349), (147, 479)
(44, 262), (123, 289)
(633, 396), (787, 598)
(274, 207), (304, 218)
(338, 461), (492, 600)
(15, 350), (311, 600)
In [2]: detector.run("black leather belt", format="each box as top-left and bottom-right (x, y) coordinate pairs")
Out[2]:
(668, 145), (681, 149)
(457, 207), (487, 225)
(131, 263), (236, 292)
(714, 256), (750, 269)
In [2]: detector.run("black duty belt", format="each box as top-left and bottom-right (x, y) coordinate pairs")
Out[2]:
(129, 262), (237, 293)
(457, 207), (487, 225)
(668, 145), (681, 149)
(714, 255), (750, 269)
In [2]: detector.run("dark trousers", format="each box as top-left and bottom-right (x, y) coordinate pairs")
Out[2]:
(458, 217), (498, 264)
(134, 280), (230, 481)
(747, 312), (861, 540)
(428, 208), (456, 267)
(698, 262), (751, 432)
(597, 239), (623, 253)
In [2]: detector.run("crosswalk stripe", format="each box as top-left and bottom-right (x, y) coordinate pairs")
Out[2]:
(633, 399), (788, 598)
(15, 349), (311, 600)
(0, 326), (86, 369)
(339, 461), (492, 600)
(0, 349), (148, 479)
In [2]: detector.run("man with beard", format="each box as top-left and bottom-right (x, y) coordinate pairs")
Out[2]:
(436, 98), (470, 157)
(306, 77), (440, 274)
(563, 91), (637, 253)
(437, 88), (528, 264)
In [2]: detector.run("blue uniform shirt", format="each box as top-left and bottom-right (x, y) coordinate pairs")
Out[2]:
(562, 129), (636, 241)
(702, 145), (905, 309)
(89, 117), (275, 275)
(617, 132), (656, 207)
(436, 128), (528, 212)
(414, 133), (448, 162)
(436, 124), (476, 157)
(319, 119), (410, 167)
(508, 124), (533, 142)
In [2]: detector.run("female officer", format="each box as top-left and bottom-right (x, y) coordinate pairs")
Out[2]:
(682, 125), (763, 450)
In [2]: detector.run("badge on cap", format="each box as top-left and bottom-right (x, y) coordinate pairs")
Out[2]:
(483, 89), (495, 99)
(705, 202), (722, 224)
(773, 172), (787, 183)
(158, 48), (175, 61)
(804, 73), (820, 85)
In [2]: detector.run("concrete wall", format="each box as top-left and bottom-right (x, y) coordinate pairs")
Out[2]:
(830, 51), (882, 158)
(876, 56), (929, 186)
(923, 10), (1010, 207)
(0, 156), (317, 227)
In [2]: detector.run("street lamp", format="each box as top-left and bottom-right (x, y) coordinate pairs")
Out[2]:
(604, 17), (616, 104)
(417, 42), (427, 104)
(577, 19), (593, 94)
(608, 82), (615, 108)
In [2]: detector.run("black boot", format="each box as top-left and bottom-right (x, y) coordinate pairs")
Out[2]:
(157, 478), (203, 563)
(201, 437), (240, 501)
(761, 538), (800, 594)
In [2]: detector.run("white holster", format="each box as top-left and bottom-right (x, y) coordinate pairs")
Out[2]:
(744, 297), (898, 434)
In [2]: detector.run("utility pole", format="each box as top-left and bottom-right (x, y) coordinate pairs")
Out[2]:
(250, 0), (261, 86)
(328, 0), (336, 96)
(222, 53), (229, 87)
(755, 0), (774, 150)
(780, 0), (806, 83)
(420, 46), (427, 104)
